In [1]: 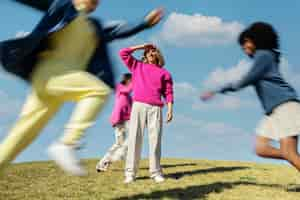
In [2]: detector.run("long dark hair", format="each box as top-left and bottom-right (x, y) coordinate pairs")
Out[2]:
(238, 22), (280, 63)
(120, 73), (132, 85)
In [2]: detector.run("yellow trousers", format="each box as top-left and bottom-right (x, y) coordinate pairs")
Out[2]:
(0, 71), (111, 171)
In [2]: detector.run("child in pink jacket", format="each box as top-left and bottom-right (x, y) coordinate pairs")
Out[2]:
(96, 73), (132, 172)
(119, 44), (174, 183)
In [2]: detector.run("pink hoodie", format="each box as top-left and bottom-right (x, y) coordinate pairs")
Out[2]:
(110, 83), (133, 126)
(119, 48), (174, 107)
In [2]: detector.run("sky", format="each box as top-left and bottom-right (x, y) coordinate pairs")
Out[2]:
(0, 0), (300, 165)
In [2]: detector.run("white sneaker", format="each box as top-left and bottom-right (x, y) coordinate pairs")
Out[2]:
(47, 142), (87, 176)
(124, 176), (135, 184)
(111, 147), (126, 161)
(152, 175), (165, 183)
(96, 160), (110, 172)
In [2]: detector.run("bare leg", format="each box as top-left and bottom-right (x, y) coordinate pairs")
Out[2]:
(255, 135), (283, 159)
(280, 136), (300, 171)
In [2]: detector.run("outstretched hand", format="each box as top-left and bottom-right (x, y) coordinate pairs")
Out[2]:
(145, 7), (164, 27)
(200, 91), (215, 101)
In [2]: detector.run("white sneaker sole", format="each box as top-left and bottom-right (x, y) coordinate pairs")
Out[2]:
(124, 178), (135, 184)
(47, 143), (87, 176)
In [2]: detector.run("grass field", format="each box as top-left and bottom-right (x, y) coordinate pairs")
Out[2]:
(0, 158), (299, 200)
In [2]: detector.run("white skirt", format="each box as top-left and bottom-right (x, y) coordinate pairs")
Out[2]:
(256, 101), (300, 141)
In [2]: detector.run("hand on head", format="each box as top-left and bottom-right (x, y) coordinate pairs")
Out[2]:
(142, 43), (156, 50)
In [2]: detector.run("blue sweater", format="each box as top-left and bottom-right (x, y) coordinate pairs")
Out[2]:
(216, 50), (298, 115)
(0, 0), (150, 89)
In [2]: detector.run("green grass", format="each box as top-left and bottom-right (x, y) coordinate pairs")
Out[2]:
(0, 158), (299, 200)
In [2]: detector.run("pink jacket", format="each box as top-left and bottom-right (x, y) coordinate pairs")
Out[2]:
(119, 48), (174, 107)
(110, 83), (133, 126)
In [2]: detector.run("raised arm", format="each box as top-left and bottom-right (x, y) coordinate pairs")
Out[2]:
(216, 50), (273, 93)
(201, 50), (273, 101)
(119, 44), (151, 72)
(104, 8), (164, 42)
(13, 0), (55, 12)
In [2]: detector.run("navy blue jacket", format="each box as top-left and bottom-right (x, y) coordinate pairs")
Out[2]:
(216, 50), (298, 115)
(0, 0), (150, 89)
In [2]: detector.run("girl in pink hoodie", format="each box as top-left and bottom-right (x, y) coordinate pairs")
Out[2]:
(119, 44), (174, 183)
(96, 73), (132, 172)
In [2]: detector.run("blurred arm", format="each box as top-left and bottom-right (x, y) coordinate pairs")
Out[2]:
(103, 20), (148, 42)
(215, 51), (272, 93)
(13, 0), (55, 12)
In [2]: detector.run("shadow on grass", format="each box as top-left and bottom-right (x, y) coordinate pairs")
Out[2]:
(137, 166), (250, 180)
(112, 163), (198, 172)
(139, 162), (198, 170)
(286, 185), (300, 192)
(114, 181), (288, 200)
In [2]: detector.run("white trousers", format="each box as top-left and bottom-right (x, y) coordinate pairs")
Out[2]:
(99, 121), (129, 165)
(125, 102), (163, 178)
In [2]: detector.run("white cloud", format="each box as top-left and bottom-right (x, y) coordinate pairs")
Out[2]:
(174, 80), (256, 111)
(174, 58), (300, 112)
(203, 59), (252, 90)
(198, 57), (300, 111)
(171, 114), (248, 136)
(165, 113), (255, 161)
(174, 82), (198, 99)
(197, 59), (257, 111)
(280, 57), (300, 87)
(155, 12), (244, 47)
(192, 95), (256, 111)
(173, 59), (256, 111)
(203, 57), (300, 92)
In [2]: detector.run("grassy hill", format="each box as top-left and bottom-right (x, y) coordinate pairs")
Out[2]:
(0, 158), (299, 200)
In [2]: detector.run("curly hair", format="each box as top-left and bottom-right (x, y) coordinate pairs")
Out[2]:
(238, 22), (280, 62)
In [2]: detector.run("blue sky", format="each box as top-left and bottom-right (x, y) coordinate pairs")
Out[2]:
(1, 0), (300, 164)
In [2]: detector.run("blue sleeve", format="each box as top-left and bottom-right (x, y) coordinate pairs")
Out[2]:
(216, 51), (273, 93)
(13, 0), (71, 14)
(13, 0), (55, 12)
(103, 19), (148, 42)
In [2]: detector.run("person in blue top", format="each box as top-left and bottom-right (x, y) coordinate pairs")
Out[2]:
(0, 0), (164, 176)
(201, 22), (300, 173)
